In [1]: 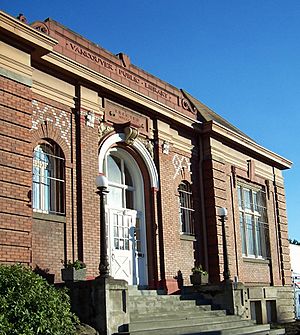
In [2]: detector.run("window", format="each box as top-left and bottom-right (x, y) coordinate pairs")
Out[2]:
(178, 181), (194, 235)
(106, 149), (135, 210)
(238, 184), (269, 258)
(32, 142), (65, 215)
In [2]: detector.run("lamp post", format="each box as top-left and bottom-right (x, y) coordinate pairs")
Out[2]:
(218, 207), (230, 282)
(96, 174), (110, 278)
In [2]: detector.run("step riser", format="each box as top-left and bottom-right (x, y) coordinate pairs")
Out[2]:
(130, 316), (252, 331)
(131, 310), (226, 322)
(126, 322), (270, 335)
(129, 306), (211, 315)
(129, 299), (210, 311)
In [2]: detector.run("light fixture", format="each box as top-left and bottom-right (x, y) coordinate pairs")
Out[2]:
(218, 207), (228, 217)
(218, 207), (230, 282)
(96, 173), (108, 189)
(96, 173), (110, 278)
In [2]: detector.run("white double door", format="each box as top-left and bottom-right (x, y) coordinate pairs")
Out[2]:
(108, 207), (147, 286)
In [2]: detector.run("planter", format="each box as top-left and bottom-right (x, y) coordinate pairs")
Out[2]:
(61, 268), (86, 282)
(190, 272), (208, 286)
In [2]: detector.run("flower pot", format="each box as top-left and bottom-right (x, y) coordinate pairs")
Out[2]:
(61, 268), (86, 282)
(190, 272), (208, 286)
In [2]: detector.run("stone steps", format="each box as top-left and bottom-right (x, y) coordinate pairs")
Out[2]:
(114, 286), (285, 335)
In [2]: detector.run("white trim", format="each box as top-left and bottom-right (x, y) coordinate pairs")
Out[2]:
(98, 133), (159, 189)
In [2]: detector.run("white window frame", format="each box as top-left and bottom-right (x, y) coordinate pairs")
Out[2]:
(178, 181), (195, 235)
(32, 143), (65, 215)
(238, 184), (269, 259)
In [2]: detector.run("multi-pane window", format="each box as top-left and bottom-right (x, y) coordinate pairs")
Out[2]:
(238, 184), (269, 258)
(178, 181), (194, 235)
(32, 142), (65, 215)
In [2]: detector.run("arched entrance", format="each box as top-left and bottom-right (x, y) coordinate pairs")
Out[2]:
(104, 147), (147, 285)
(99, 132), (159, 286)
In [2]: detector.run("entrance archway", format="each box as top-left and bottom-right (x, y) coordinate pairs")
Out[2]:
(98, 133), (159, 286)
(104, 147), (147, 285)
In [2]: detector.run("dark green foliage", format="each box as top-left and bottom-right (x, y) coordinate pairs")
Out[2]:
(289, 238), (300, 245)
(63, 259), (86, 270)
(0, 264), (79, 335)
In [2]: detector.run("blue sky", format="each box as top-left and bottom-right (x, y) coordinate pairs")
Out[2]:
(2, 1), (300, 240)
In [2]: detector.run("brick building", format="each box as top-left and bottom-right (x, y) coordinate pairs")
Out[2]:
(0, 11), (294, 323)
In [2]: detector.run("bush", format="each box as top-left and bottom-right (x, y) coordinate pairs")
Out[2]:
(0, 264), (79, 335)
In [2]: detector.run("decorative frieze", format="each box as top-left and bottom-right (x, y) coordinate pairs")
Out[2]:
(31, 100), (71, 147)
(98, 121), (114, 140)
(172, 154), (191, 179)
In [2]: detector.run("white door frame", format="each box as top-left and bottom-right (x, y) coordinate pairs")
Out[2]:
(104, 147), (148, 285)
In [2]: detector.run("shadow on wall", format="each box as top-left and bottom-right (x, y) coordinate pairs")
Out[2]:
(33, 265), (55, 284)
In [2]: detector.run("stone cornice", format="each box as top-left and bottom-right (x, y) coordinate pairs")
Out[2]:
(0, 11), (57, 55)
(41, 51), (197, 128)
(203, 121), (292, 170)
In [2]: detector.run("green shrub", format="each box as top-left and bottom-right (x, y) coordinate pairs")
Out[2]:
(0, 264), (79, 335)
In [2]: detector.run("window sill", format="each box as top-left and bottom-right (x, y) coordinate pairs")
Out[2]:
(33, 212), (66, 223)
(180, 234), (196, 242)
(243, 257), (270, 264)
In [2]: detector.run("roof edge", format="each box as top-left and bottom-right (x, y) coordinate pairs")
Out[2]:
(204, 121), (292, 170)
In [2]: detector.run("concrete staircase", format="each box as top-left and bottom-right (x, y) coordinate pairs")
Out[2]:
(116, 286), (285, 335)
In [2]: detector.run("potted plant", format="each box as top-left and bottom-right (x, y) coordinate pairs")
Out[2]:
(61, 259), (86, 282)
(190, 265), (208, 286)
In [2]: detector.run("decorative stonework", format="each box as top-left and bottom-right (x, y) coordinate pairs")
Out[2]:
(17, 14), (27, 23)
(172, 154), (191, 179)
(105, 100), (150, 136)
(98, 121), (114, 140)
(124, 126), (139, 145)
(141, 138), (154, 158)
(31, 21), (50, 35)
(31, 100), (71, 147)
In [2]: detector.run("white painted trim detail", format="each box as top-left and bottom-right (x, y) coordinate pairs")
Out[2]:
(98, 133), (159, 189)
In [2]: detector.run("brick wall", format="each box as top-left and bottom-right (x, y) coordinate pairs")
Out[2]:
(30, 93), (74, 281)
(0, 76), (32, 265)
(202, 136), (292, 288)
(79, 105), (101, 279)
(158, 138), (197, 289)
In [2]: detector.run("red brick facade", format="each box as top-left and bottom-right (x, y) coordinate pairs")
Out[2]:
(0, 76), (32, 265)
(0, 10), (293, 321)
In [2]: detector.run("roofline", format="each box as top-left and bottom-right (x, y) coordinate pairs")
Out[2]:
(0, 11), (57, 55)
(203, 120), (292, 170)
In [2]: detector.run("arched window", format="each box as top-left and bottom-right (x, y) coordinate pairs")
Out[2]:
(178, 181), (194, 235)
(32, 142), (65, 215)
(106, 150), (135, 210)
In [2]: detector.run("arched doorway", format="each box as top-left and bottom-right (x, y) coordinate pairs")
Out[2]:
(104, 147), (147, 285)
(99, 132), (159, 286)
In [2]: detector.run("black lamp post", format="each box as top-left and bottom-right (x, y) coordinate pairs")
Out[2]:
(218, 207), (230, 282)
(96, 174), (110, 278)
